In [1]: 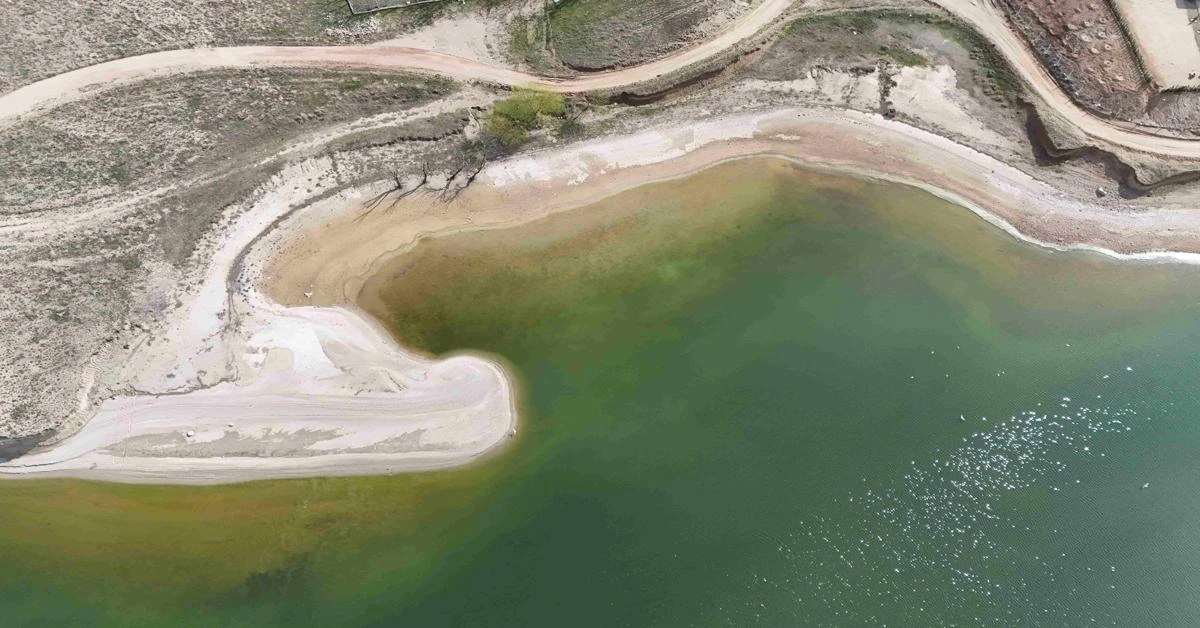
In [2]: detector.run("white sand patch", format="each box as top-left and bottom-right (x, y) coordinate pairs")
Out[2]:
(736, 69), (880, 111)
(890, 65), (1009, 148)
(484, 114), (764, 187)
(1, 301), (516, 483)
(374, 13), (501, 66)
(121, 157), (341, 393)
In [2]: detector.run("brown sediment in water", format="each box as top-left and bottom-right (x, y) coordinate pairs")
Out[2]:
(356, 157), (1198, 356)
(14, 107), (1200, 485)
(267, 107), (1200, 319)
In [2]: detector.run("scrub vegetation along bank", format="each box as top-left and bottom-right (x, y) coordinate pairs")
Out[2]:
(483, 88), (570, 149)
(547, 0), (753, 71)
(507, 0), (756, 74)
(4, 0), (1200, 479)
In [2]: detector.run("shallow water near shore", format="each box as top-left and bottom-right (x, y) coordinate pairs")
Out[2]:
(5, 158), (1200, 625)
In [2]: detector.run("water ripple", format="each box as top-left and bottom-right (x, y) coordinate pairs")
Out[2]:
(735, 398), (1154, 626)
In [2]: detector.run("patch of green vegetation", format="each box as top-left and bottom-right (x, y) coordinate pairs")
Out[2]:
(494, 89), (567, 127)
(549, 0), (623, 41)
(338, 77), (368, 92)
(919, 15), (1020, 97)
(486, 115), (528, 148)
(105, 144), (137, 185)
(508, 17), (531, 57)
(849, 10), (1021, 96)
(557, 115), (586, 140)
(7, 404), (30, 425)
(546, 0), (717, 70)
(507, 13), (558, 72)
(507, 15), (536, 64)
(786, 12), (877, 35)
(485, 89), (568, 149)
(879, 45), (926, 67)
(296, 0), (360, 36)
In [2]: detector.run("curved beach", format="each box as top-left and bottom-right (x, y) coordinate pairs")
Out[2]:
(5, 102), (1200, 483)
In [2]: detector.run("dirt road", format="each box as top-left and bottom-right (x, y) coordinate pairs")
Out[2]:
(0, 0), (792, 126)
(1, 0), (1196, 159)
(932, 0), (1200, 158)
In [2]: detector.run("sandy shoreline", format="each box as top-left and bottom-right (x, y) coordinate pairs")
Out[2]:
(6, 105), (1200, 484)
(272, 107), (1200, 316)
(0, 301), (520, 485)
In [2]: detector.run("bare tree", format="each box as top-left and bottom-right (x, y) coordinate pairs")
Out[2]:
(442, 159), (486, 202)
(355, 163), (430, 223)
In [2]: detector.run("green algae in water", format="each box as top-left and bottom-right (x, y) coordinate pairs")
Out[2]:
(5, 158), (1200, 625)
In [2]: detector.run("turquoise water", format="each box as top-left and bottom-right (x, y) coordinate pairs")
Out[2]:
(4, 159), (1200, 625)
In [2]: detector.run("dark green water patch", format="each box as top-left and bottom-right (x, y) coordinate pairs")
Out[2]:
(4, 158), (1200, 625)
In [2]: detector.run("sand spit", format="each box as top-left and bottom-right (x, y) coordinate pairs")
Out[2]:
(7, 105), (1200, 484)
(0, 306), (516, 484)
(0, 155), (518, 484)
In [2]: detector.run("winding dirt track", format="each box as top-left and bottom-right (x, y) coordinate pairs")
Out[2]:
(3, 0), (1198, 159)
(935, 0), (1200, 158)
(0, 0), (791, 125)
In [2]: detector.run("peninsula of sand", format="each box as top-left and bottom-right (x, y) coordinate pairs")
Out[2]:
(4, 104), (1200, 484)
(6, 1), (1200, 484)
